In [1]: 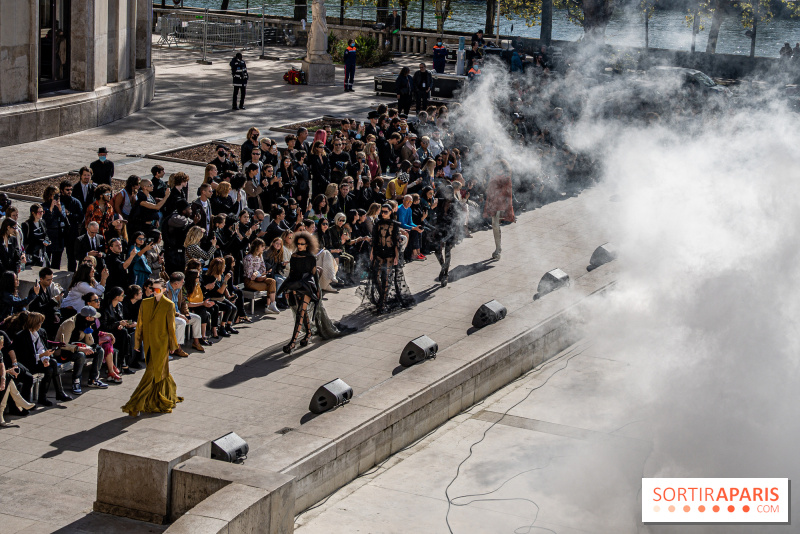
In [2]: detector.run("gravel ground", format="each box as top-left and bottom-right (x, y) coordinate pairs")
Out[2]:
(274, 117), (344, 133)
(165, 142), (241, 164)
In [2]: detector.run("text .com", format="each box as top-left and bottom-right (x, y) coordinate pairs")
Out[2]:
(642, 478), (788, 523)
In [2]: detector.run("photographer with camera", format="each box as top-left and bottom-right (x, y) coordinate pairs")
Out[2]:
(209, 145), (239, 175)
(22, 203), (51, 268)
(132, 178), (170, 238)
(28, 267), (64, 338)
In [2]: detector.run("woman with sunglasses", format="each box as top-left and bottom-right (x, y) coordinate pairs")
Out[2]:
(366, 204), (413, 314)
(280, 232), (320, 353)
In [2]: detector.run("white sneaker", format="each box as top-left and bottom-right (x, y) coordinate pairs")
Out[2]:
(265, 303), (280, 314)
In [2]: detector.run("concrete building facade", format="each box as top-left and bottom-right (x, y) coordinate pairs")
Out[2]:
(0, 0), (155, 147)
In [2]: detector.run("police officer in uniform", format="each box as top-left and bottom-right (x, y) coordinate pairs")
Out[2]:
(230, 52), (248, 110)
(432, 39), (447, 74)
(344, 39), (357, 92)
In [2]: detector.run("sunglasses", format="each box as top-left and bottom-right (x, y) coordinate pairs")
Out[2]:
(296, 241), (307, 247)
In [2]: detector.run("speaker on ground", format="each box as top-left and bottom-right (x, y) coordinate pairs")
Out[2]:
(399, 335), (438, 367)
(534, 268), (570, 300)
(211, 432), (249, 463)
(588, 243), (617, 271)
(472, 300), (507, 329)
(309, 378), (353, 414)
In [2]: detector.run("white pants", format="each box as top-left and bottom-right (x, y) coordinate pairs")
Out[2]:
(175, 313), (202, 345)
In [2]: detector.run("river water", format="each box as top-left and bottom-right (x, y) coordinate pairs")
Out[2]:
(179, 0), (800, 58)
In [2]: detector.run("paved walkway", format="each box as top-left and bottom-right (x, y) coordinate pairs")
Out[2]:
(295, 340), (649, 534)
(0, 44), (396, 185)
(0, 45), (615, 533)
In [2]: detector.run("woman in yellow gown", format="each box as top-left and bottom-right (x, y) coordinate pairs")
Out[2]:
(121, 279), (183, 416)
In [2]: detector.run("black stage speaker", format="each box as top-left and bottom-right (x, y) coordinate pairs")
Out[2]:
(535, 268), (570, 300)
(211, 432), (249, 463)
(588, 243), (617, 270)
(472, 300), (507, 329)
(309, 378), (353, 414)
(399, 335), (438, 367)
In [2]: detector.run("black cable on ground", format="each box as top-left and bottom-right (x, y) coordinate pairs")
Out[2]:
(444, 341), (594, 534)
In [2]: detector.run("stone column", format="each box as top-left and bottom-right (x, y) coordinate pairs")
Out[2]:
(72, 0), (109, 91)
(135, 0), (152, 69)
(0, 0), (38, 104)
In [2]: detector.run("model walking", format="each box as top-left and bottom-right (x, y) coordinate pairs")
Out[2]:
(432, 185), (465, 287)
(281, 232), (321, 354)
(366, 204), (413, 314)
(483, 159), (515, 260)
(121, 279), (182, 417)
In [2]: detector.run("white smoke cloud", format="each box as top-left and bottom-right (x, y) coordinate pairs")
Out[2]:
(452, 60), (800, 532)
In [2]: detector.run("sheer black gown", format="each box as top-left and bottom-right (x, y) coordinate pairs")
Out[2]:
(281, 251), (320, 351)
(363, 218), (413, 313)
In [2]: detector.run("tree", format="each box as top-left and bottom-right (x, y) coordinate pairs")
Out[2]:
(541, 0), (554, 45)
(704, 0), (730, 53)
(581, 0), (615, 43)
(485, 0), (498, 36)
(434, 0), (454, 33)
(639, 0), (657, 49)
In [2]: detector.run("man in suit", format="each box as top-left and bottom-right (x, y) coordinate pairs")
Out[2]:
(27, 267), (64, 338)
(13, 312), (72, 405)
(191, 184), (214, 233)
(74, 221), (105, 269)
(72, 166), (96, 212)
(89, 147), (114, 186)
(59, 180), (84, 271)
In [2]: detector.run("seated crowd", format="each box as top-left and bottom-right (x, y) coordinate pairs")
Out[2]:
(0, 94), (593, 424)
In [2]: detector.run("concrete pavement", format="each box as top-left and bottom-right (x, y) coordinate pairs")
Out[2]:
(295, 340), (649, 534)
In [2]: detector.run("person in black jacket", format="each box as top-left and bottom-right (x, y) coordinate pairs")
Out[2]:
(395, 67), (414, 116)
(21, 204), (50, 267)
(209, 145), (239, 175)
(310, 141), (331, 198)
(73, 167), (97, 209)
(0, 271), (39, 322)
(13, 312), (70, 405)
(230, 52), (248, 110)
(27, 268), (63, 338)
(41, 187), (68, 270)
(58, 180), (84, 272)
(413, 63), (433, 115)
(73, 222), (106, 270)
(0, 218), (23, 273)
(90, 148), (114, 186)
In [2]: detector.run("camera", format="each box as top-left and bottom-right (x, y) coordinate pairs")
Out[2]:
(53, 193), (60, 201)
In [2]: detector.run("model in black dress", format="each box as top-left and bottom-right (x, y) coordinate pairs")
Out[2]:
(281, 232), (320, 353)
(431, 185), (465, 287)
(367, 204), (413, 314)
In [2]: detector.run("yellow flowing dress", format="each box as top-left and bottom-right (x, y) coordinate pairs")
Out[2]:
(121, 295), (183, 416)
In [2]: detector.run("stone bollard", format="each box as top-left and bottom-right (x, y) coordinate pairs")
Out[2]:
(93, 429), (211, 524)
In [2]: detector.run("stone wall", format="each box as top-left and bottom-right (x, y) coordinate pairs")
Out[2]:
(0, 0), (37, 105)
(0, 0), (154, 146)
(0, 66), (155, 147)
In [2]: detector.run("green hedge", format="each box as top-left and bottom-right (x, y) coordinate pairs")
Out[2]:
(328, 34), (391, 68)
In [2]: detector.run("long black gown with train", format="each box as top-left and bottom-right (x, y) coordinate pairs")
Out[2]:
(362, 218), (414, 313)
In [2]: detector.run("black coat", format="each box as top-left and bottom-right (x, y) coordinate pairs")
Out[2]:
(89, 159), (114, 186)
(396, 74), (413, 97)
(310, 155), (331, 195)
(21, 220), (48, 265)
(230, 57), (248, 86)
(12, 328), (49, 371)
(74, 234), (106, 268)
(72, 181), (97, 210)
(413, 70), (433, 94)
(0, 237), (22, 273)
